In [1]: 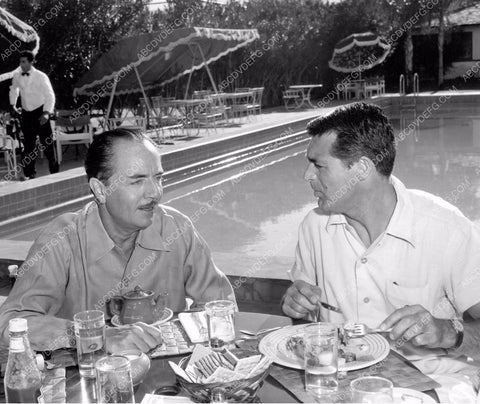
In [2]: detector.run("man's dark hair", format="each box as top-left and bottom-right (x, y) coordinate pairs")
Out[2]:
(85, 128), (157, 182)
(307, 102), (396, 177)
(19, 51), (35, 62)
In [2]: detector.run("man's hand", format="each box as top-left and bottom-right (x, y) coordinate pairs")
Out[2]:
(106, 322), (163, 353)
(39, 112), (49, 125)
(282, 280), (322, 319)
(379, 304), (457, 349)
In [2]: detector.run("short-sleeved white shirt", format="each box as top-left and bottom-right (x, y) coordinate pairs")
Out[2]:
(288, 176), (480, 328)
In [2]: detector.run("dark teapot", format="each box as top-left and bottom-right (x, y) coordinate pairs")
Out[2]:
(109, 286), (167, 325)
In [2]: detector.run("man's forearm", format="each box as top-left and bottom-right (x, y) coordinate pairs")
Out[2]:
(27, 316), (74, 352)
(457, 320), (480, 359)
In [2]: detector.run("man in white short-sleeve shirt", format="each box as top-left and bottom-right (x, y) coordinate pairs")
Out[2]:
(282, 103), (480, 383)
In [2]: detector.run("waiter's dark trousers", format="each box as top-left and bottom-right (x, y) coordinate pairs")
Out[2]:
(20, 106), (59, 178)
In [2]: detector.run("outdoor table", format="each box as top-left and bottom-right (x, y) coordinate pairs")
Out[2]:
(288, 84), (323, 108)
(349, 79), (366, 99)
(61, 312), (440, 403)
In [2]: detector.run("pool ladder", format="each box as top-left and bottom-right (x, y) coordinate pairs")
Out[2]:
(399, 73), (419, 142)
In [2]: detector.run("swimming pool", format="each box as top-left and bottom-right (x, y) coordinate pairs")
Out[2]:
(4, 110), (480, 280)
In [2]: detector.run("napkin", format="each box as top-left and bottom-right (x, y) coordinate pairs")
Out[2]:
(178, 312), (208, 343)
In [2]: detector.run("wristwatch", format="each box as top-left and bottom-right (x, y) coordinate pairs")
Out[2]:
(449, 318), (464, 350)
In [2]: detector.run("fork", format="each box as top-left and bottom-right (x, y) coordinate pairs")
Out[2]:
(348, 323), (393, 338)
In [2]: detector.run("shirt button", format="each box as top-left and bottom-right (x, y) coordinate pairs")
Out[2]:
(361, 257), (368, 264)
(363, 297), (370, 303)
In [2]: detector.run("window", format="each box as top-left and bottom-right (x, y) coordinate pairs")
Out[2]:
(451, 31), (472, 61)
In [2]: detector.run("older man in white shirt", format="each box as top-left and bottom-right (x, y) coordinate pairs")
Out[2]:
(10, 50), (58, 179)
(282, 102), (480, 399)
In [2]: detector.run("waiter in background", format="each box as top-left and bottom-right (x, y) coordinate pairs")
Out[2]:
(10, 50), (59, 179)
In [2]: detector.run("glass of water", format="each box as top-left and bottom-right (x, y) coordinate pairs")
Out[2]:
(95, 355), (135, 403)
(73, 310), (106, 378)
(350, 376), (394, 403)
(303, 323), (338, 396)
(205, 300), (236, 350)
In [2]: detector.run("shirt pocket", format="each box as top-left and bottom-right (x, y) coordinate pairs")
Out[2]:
(385, 279), (430, 311)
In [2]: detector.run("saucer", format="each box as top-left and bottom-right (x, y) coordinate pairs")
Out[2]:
(393, 387), (436, 403)
(111, 308), (173, 327)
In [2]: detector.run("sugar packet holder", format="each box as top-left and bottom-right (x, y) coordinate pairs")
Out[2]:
(168, 344), (272, 384)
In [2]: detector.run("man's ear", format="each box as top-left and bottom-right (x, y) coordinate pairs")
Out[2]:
(355, 156), (374, 180)
(89, 178), (106, 204)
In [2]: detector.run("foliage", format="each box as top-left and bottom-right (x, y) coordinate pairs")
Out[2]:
(1, 0), (475, 109)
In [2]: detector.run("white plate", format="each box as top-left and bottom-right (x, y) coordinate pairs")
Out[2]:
(111, 308), (173, 327)
(177, 311), (208, 343)
(258, 324), (389, 372)
(393, 387), (436, 403)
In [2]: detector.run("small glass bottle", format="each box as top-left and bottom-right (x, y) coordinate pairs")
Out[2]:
(4, 318), (42, 403)
(210, 387), (228, 403)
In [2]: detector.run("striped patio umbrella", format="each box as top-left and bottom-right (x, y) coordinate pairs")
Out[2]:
(328, 32), (390, 76)
(0, 7), (40, 82)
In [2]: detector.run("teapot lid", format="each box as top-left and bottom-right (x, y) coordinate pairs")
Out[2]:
(124, 285), (153, 299)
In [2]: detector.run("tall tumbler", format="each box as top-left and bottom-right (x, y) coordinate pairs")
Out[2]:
(73, 310), (107, 378)
(303, 323), (338, 396)
(95, 355), (135, 403)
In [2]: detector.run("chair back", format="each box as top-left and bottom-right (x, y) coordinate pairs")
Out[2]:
(235, 87), (250, 93)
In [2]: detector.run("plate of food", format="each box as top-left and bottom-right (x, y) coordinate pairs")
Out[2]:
(258, 324), (390, 372)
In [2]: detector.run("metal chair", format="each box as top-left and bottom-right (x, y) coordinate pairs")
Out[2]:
(53, 113), (93, 164)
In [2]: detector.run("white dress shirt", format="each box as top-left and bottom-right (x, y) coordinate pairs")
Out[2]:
(9, 66), (55, 114)
(288, 176), (480, 327)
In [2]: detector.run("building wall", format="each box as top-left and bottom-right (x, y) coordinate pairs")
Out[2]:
(445, 25), (480, 79)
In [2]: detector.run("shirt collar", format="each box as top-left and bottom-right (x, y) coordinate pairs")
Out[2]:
(85, 203), (115, 263)
(86, 203), (172, 264)
(324, 176), (416, 247)
(385, 176), (416, 247)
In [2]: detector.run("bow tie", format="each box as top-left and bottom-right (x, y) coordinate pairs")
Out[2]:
(21, 72), (30, 76)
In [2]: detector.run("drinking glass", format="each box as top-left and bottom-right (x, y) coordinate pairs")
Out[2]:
(205, 300), (236, 350)
(73, 310), (107, 378)
(303, 323), (338, 396)
(350, 376), (394, 403)
(95, 355), (135, 403)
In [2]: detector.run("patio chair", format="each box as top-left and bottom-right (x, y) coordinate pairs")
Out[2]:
(343, 82), (364, 100)
(0, 134), (18, 179)
(283, 89), (302, 110)
(250, 87), (264, 115)
(231, 91), (255, 122)
(53, 113), (93, 164)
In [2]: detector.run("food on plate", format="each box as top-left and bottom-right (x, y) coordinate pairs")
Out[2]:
(285, 325), (372, 364)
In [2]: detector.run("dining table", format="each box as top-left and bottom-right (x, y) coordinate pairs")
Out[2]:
(288, 84), (323, 108)
(58, 311), (441, 403)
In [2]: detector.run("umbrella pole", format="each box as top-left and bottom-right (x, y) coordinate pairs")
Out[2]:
(134, 65), (156, 119)
(196, 43), (219, 95)
(106, 79), (118, 120)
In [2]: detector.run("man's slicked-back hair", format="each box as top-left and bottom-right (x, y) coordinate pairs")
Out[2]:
(19, 50), (34, 62)
(307, 102), (396, 177)
(85, 128), (157, 183)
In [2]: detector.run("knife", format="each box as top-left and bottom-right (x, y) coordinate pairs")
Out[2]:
(319, 301), (343, 314)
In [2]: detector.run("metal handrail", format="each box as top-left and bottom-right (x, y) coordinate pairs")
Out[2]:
(413, 73), (420, 96)
(399, 74), (405, 95)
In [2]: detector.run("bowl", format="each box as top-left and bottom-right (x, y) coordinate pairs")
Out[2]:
(117, 349), (151, 386)
(176, 354), (271, 403)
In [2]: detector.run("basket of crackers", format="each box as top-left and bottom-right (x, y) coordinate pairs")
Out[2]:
(168, 345), (272, 403)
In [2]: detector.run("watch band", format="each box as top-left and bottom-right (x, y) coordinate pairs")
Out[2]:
(449, 318), (464, 350)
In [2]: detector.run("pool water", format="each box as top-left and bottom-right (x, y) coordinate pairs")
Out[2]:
(4, 114), (480, 280)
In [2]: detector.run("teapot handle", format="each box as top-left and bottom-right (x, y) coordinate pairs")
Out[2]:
(109, 295), (124, 316)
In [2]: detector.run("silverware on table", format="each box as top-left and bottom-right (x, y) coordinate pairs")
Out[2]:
(239, 326), (282, 337)
(348, 323), (393, 338)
